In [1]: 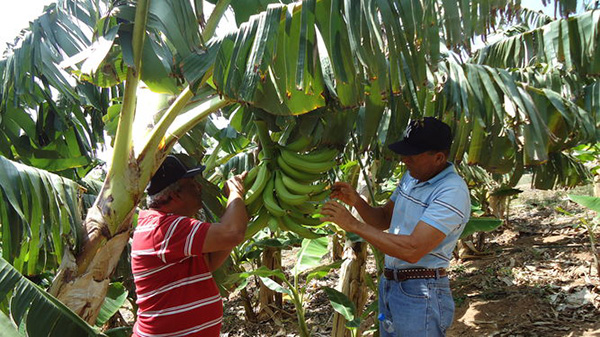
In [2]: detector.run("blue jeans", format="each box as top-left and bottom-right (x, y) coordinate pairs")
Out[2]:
(378, 275), (454, 337)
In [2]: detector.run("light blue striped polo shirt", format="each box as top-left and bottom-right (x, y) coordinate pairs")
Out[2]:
(385, 163), (470, 270)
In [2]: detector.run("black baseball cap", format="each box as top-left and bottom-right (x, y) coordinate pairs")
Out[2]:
(388, 117), (452, 155)
(146, 155), (205, 196)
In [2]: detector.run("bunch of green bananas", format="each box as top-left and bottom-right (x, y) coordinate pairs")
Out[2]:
(243, 138), (337, 239)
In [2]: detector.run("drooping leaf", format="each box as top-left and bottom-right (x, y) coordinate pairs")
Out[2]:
(460, 217), (503, 239)
(568, 195), (600, 213)
(1, 0), (109, 176)
(306, 260), (343, 284)
(293, 237), (328, 276)
(258, 276), (292, 296)
(322, 286), (357, 322)
(0, 257), (103, 337)
(95, 283), (128, 327)
(0, 156), (83, 275)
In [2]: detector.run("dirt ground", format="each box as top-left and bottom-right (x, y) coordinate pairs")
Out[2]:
(220, 185), (600, 336)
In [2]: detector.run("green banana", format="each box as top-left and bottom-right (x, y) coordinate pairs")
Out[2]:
(280, 215), (322, 239)
(244, 163), (270, 205)
(276, 155), (321, 182)
(290, 200), (320, 214)
(263, 176), (286, 217)
(296, 147), (338, 162)
(287, 207), (322, 226)
(274, 171), (309, 206)
(308, 189), (331, 202)
(243, 165), (260, 186)
(280, 171), (328, 195)
(246, 197), (264, 215)
(284, 134), (313, 152)
(244, 208), (270, 239)
(279, 199), (311, 216)
(267, 215), (280, 233)
(280, 149), (336, 174)
(278, 199), (320, 226)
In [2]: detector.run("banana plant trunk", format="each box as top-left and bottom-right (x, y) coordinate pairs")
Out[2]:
(258, 246), (282, 320)
(48, 197), (138, 323)
(472, 194), (509, 252)
(332, 233), (344, 261)
(331, 241), (369, 337)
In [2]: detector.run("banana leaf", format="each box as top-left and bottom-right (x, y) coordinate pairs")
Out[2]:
(0, 156), (83, 275)
(0, 309), (21, 337)
(292, 237), (329, 276)
(94, 283), (128, 327)
(568, 195), (600, 213)
(460, 217), (503, 239)
(322, 286), (360, 328)
(0, 257), (104, 337)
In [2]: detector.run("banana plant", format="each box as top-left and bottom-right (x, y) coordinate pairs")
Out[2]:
(233, 237), (340, 337)
(2, 0), (233, 324)
(1, 0), (600, 328)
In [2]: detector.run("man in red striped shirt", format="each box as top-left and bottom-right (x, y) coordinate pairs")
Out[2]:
(132, 155), (248, 337)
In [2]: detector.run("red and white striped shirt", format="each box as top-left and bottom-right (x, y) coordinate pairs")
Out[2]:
(132, 209), (222, 337)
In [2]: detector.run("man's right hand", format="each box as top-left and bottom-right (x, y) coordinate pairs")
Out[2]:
(330, 182), (360, 207)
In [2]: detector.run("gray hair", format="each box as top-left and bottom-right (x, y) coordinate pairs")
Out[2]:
(147, 180), (184, 209)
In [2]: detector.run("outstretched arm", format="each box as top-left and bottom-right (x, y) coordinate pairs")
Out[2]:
(321, 201), (445, 263)
(203, 174), (249, 271)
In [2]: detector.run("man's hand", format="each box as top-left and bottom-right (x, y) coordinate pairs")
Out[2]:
(320, 200), (360, 232)
(330, 182), (361, 207)
(224, 172), (246, 198)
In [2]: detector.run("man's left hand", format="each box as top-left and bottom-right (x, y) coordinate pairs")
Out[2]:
(224, 173), (246, 198)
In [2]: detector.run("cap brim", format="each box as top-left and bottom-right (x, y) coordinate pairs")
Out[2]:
(388, 141), (427, 155)
(182, 165), (205, 178)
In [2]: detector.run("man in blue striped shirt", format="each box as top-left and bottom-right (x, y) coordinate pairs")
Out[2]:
(322, 117), (470, 337)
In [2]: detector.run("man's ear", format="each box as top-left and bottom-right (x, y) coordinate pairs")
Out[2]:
(435, 151), (447, 164)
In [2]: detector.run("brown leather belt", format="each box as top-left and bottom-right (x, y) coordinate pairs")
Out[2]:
(384, 268), (447, 282)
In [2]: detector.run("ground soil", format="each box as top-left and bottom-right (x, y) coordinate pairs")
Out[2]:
(220, 184), (600, 336)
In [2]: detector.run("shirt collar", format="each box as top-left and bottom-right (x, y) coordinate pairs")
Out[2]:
(427, 162), (455, 184)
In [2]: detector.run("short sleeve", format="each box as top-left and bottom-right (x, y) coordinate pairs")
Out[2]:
(153, 216), (211, 264)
